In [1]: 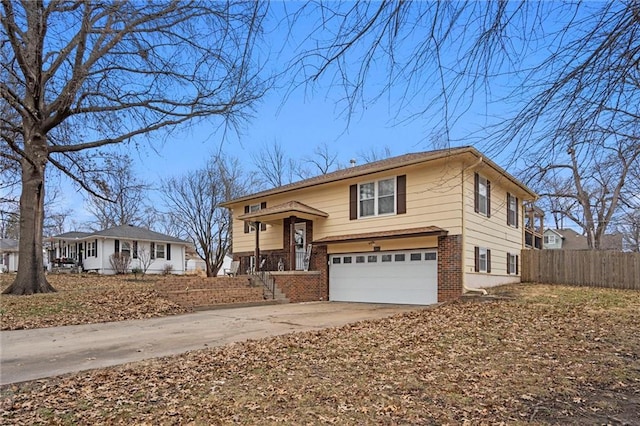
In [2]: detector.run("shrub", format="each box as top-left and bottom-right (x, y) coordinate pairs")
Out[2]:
(109, 253), (131, 274)
(162, 264), (174, 275)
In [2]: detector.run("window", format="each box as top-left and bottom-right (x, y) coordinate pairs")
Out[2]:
(358, 177), (396, 217)
(87, 241), (96, 257)
(244, 202), (267, 233)
(356, 256), (365, 263)
(381, 254), (392, 262)
(474, 173), (491, 217)
(507, 253), (519, 275)
(367, 255), (377, 263)
(332, 257), (341, 264)
(474, 247), (491, 273)
(410, 253), (422, 261)
(507, 193), (519, 227)
(156, 243), (165, 259)
(394, 253), (405, 262)
(425, 252), (437, 261)
(343, 256), (352, 264)
(544, 235), (557, 245)
(121, 241), (131, 257)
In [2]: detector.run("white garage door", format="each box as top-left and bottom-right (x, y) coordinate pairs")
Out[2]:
(329, 250), (438, 305)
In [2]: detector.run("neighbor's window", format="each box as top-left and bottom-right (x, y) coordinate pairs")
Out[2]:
(507, 193), (518, 227)
(359, 177), (396, 217)
(121, 241), (131, 257)
(544, 235), (557, 245)
(156, 243), (165, 259)
(474, 173), (490, 216)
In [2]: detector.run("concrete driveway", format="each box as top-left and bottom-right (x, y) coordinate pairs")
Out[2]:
(0, 302), (421, 385)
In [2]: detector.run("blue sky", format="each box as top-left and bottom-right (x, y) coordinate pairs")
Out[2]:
(51, 2), (557, 228)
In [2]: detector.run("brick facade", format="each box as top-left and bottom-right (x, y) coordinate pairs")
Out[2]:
(155, 276), (264, 308)
(437, 234), (463, 302)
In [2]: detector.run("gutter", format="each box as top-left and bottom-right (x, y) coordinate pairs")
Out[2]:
(461, 156), (488, 296)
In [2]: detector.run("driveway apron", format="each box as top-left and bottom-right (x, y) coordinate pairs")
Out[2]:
(0, 302), (420, 385)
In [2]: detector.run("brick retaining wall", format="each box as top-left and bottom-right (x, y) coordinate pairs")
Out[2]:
(155, 276), (264, 308)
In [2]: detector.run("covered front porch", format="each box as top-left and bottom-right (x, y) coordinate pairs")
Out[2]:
(235, 200), (329, 274)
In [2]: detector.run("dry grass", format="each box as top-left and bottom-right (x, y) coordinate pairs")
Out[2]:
(0, 274), (190, 330)
(2, 283), (639, 425)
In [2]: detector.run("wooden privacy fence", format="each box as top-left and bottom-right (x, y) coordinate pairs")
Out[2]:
(521, 249), (640, 290)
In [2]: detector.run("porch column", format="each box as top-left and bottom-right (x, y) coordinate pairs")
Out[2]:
(254, 221), (261, 272)
(289, 216), (297, 271)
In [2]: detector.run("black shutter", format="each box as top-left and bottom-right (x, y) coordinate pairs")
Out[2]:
(133, 241), (138, 259)
(396, 175), (406, 214)
(506, 253), (511, 274)
(114, 239), (119, 253)
(349, 184), (357, 220)
(260, 202), (267, 231)
(151, 242), (155, 259)
(244, 205), (250, 233)
(486, 180), (491, 218)
(166, 243), (171, 260)
(515, 197), (519, 228)
(474, 173), (479, 213)
(474, 246), (480, 272)
(516, 255), (519, 274)
(507, 193), (512, 225)
(487, 249), (492, 273)
(95, 239), (98, 258)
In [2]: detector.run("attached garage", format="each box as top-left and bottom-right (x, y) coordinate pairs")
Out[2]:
(329, 249), (438, 305)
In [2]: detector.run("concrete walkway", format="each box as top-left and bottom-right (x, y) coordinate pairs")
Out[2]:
(0, 302), (420, 385)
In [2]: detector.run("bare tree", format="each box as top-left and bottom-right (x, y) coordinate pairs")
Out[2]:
(162, 155), (255, 277)
(137, 246), (153, 276)
(357, 146), (393, 164)
(251, 139), (303, 188)
(85, 153), (152, 231)
(525, 131), (639, 250)
(287, 2), (639, 246)
(303, 142), (342, 175)
(1, 2), (267, 294)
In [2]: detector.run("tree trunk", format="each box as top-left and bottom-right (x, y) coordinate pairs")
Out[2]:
(2, 156), (56, 294)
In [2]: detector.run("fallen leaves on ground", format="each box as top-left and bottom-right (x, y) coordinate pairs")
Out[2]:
(0, 274), (190, 330)
(2, 284), (639, 425)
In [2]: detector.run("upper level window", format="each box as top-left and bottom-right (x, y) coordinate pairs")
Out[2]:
(507, 193), (518, 227)
(359, 177), (396, 218)
(244, 202), (266, 233)
(474, 173), (490, 217)
(544, 235), (557, 245)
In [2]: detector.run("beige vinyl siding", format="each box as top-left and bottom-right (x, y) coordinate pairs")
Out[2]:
(230, 159), (466, 253)
(463, 166), (524, 287)
(326, 236), (439, 254)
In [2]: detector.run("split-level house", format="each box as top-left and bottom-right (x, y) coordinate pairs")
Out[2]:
(222, 146), (538, 305)
(47, 224), (189, 274)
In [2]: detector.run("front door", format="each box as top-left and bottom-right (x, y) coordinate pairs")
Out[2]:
(294, 223), (306, 270)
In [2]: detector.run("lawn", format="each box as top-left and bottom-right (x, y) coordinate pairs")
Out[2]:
(0, 274), (190, 330)
(1, 282), (639, 425)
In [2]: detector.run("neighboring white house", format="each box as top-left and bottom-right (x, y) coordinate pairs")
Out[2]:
(185, 255), (233, 276)
(543, 229), (564, 249)
(48, 225), (190, 275)
(0, 239), (19, 273)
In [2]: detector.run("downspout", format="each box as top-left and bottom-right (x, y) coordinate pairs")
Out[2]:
(462, 156), (488, 295)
